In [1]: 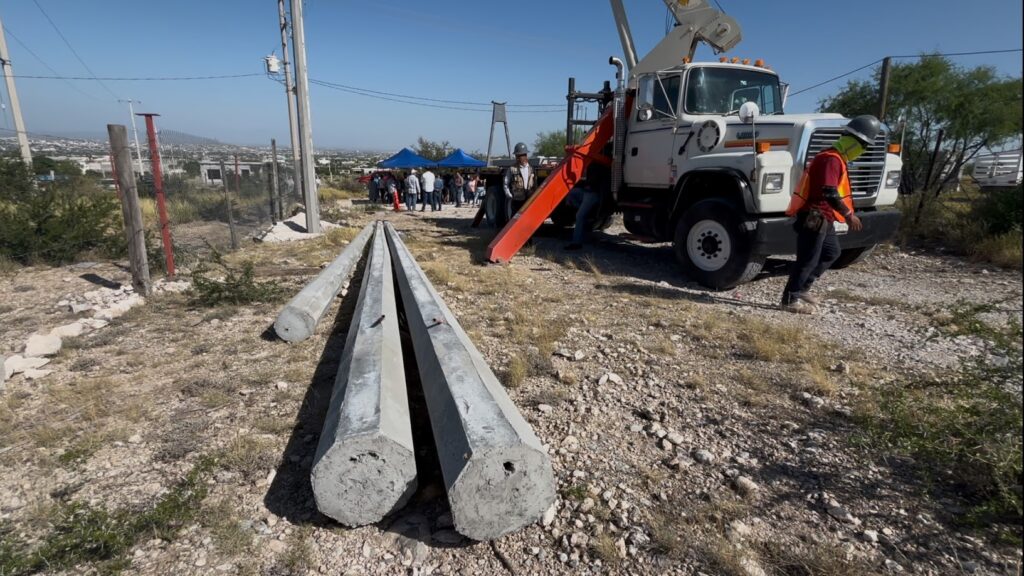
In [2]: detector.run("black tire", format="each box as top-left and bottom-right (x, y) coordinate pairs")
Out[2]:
(830, 245), (876, 269)
(673, 200), (765, 290)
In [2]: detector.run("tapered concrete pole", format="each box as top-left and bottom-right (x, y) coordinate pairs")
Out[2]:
(384, 223), (555, 541)
(311, 222), (417, 526)
(274, 223), (374, 342)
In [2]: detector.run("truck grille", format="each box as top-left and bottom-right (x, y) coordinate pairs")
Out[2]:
(805, 128), (888, 198)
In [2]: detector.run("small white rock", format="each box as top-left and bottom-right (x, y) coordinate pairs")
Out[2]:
(50, 322), (86, 338)
(24, 333), (62, 358)
(861, 530), (879, 543)
(693, 449), (715, 464)
(541, 504), (557, 527)
(128, 434), (143, 444)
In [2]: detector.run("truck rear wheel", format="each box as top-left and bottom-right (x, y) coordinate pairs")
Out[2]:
(830, 245), (876, 269)
(673, 200), (764, 290)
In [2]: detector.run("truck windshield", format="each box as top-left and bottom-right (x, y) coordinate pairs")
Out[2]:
(685, 67), (783, 115)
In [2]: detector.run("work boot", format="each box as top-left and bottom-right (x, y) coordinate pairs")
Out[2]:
(800, 293), (821, 306)
(780, 300), (817, 315)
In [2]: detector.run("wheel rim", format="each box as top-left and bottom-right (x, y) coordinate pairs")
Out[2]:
(686, 219), (731, 272)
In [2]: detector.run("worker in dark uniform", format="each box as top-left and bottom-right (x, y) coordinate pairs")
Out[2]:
(781, 115), (880, 314)
(500, 142), (536, 228)
(564, 144), (612, 251)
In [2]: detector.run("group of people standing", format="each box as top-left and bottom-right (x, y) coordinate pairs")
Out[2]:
(367, 170), (482, 211)
(399, 169), (482, 212)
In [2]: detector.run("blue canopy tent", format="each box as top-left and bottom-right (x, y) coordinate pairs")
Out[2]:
(377, 148), (436, 169)
(436, 149), (486, 168)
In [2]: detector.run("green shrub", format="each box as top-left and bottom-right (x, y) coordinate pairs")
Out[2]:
(0, 160), (124, 265)
(856, 357), (1023, 523)
(189, 247), (284, 306)
(974, 184), (1023, 235)
(0, 458), (214, 575)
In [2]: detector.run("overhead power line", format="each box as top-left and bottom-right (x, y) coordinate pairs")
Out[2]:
(31, 0), (119, 99)
(789, 48), (1023, 97)
(310, 78), (563, 108)
(2, 26), (102, 102)
(13, 72), (264, 81)
(788, 59), (883, 97)
(310, 79), (564, 113)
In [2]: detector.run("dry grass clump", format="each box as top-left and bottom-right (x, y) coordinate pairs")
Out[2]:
(202, 498), (253, 556)
(643, 335), (677, 357)
(217, 436), (278, 482)
(789, 363), (837, 397)
(500, 355), (528, 389)
(590, 533), (621, 566)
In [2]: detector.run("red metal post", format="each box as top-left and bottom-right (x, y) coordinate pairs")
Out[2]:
(139, 113), (175, 278)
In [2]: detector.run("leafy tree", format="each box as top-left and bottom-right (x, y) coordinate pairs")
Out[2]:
(181, 160), (201, 178)
(30, 156), (82, 177)
(413, 137), (450, 161)
(820, 55), (1022, 210)
(534, 130), (568, 157)
(0, 157), (34, 200)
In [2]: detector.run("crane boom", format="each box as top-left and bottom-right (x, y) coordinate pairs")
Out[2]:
(609, 0), (742, 81)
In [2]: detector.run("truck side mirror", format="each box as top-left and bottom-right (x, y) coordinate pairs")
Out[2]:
(739, 102), (760, 124)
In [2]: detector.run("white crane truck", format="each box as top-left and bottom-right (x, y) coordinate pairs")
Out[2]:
(607, 0), (903, 288)
(486, 0), (903, 290)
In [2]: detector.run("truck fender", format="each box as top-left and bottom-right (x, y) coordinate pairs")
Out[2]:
(670, 168), (755, 223)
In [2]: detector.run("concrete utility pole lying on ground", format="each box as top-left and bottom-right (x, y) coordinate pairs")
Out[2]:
(311, 222), (417, 526)
(273, 223), (374, 343)
(384, 222), (556, 541)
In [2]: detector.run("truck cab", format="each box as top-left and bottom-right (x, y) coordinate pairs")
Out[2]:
(615, 61), (903, 288)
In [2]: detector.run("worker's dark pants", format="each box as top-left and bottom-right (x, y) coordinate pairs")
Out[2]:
(782, 217), (840, 304)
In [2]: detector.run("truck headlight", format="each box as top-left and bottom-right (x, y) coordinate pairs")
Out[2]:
(762, 172), (785, 193)
(885, 170), (902, 189)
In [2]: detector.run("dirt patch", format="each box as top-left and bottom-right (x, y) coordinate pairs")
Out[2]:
(1, 204), (1020, 575)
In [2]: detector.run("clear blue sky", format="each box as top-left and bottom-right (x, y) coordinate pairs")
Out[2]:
(2, 0), (1021, 152)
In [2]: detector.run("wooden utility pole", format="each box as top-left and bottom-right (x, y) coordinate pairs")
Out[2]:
(877, 56), (892, 123)
(108, 125), (151, 296)
(270, 138), (282, 221)
(0, 15), (33, 165)
(221, 160), (239, 249)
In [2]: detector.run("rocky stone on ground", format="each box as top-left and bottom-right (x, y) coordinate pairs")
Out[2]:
(24, 333), (62, 357)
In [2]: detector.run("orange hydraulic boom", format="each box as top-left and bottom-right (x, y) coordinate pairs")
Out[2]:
(486, 105), (617, 263)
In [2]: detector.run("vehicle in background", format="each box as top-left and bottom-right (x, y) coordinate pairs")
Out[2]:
(971, 149), (1023, 191)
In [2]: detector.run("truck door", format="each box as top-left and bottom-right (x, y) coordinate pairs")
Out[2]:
(625, 72), (681, 188)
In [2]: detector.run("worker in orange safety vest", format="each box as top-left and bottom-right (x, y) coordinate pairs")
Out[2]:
(780, 115), (881, 314)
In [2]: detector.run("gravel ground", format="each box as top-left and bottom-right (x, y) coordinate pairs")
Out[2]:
(1, 202), (1020, 576)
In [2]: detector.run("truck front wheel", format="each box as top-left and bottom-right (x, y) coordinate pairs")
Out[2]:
(673, 201), (764, 290)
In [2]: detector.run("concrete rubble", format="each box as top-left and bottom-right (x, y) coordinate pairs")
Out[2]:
(311, 222), (417, 526)
(2, 279), (186, 388)
(256, 212), (339, 243)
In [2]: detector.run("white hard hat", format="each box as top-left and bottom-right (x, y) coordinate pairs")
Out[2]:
(411, 169), (417, 174)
